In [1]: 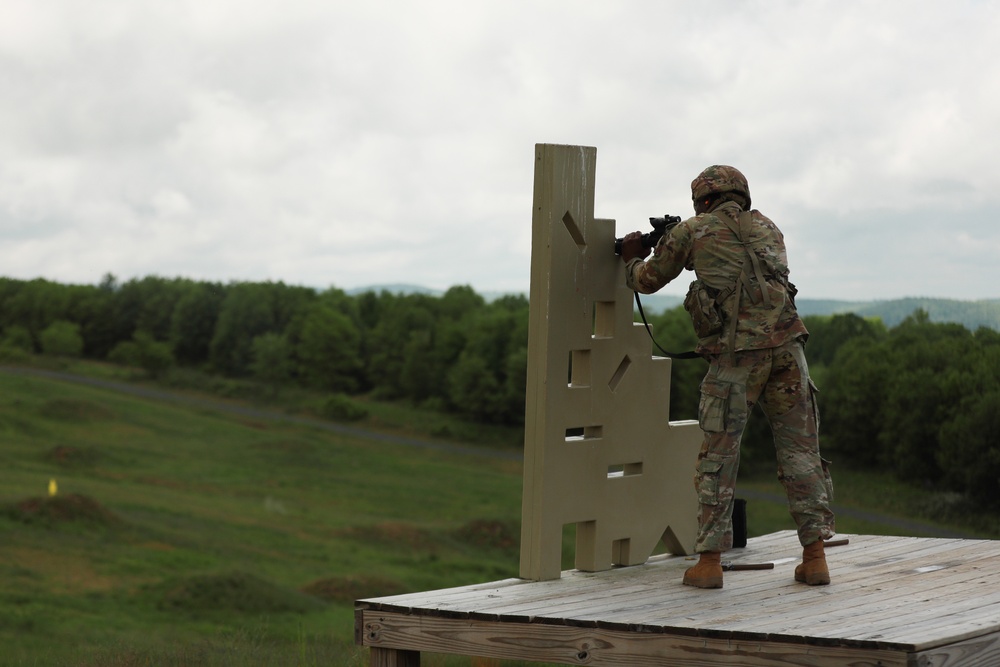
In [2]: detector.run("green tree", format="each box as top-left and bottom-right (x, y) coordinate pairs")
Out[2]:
(108, 331), (175, 378)
(801, 313), (886, 366)
(938, 390), (1000, 509)
(877, 314), (974, 483)
(70, 284), (118, 359)
(111, 276), (193, 344)
(133, 331), (174, 379)
(448, 353), (504, 422)
(447, 297), (529, 424)
(107, 340), (139, 367)
(821, 308), (999, 493)
(0, 324), (34, 362)
(39, 320), (84, 358)
(499, 295), (530, 420)
(399, 329), (437, 400)
(296, 304), (363, 393)
(364, 293), (436, 399)
(250, 333), (294, 395)
(648, 305), (703, 421)
(0, 279), (71, 342)
(1, 325), (34, 352)
(821, 337), (891, 466)
(210, 282), (315, 376)
(171, 282), (226, 366)
(439, 285), (485, 320)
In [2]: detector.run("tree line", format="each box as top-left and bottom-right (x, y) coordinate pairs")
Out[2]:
(648, 304), (1000, 513)
(2, 275), (998, 511)
(0, 275), (528, 425)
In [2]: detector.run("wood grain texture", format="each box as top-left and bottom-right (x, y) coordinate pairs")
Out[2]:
(357, 531), (1000, 666)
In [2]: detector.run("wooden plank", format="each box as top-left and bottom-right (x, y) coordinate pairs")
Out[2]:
(911, 629), (1000, 665)
(581, 544), (916, 634)
(468, 579), (664, 623)
(524, 567), (794, 630)
(366, 535), (974, 629)
(356, 533), (1000, 665)
(355, 579), (527, 610)
(590, 533), (944, 618)
(370, 647), (420, 667)
(734, 540), (1000, 642)
(713, 540), (1000, 641)
(801, 566), (995, 648)
(881, 590), (1000, 649)
(358, 531), (854, 619)
(359, 608), (909, 667)
(472, 532), (824, 625)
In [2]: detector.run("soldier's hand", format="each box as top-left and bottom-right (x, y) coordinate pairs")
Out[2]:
(620, 232), (650, 263)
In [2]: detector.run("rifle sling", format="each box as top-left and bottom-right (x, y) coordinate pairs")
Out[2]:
(630, 210), (771, 362)
(634, 292), (702, 360)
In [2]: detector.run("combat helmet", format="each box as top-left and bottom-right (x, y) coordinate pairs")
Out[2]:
(691, 165), (751, 209)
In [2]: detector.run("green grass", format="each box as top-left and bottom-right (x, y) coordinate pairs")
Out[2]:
(739, 462), (998, 540)
(1, 361), (996, 666)
(0, 368), (524, 666)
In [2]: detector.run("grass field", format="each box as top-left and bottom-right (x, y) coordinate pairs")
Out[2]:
(1, 363), (995, 666)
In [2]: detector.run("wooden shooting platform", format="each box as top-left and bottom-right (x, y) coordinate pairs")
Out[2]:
(354, 145), (1000, 665)
(356, 530), (1000, 666)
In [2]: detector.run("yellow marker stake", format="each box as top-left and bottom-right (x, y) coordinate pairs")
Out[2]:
(48, 479), (58, 497)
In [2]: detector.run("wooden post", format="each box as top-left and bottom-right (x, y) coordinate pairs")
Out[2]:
(369, 647), (420, 666)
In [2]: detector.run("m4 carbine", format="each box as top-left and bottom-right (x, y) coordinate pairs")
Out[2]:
(614, 215), (682, 255)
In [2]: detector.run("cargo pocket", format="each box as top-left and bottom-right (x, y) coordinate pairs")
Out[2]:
(698, 379), (731, 433)
(808, 378), (821, 430)
(696, 458), (725, 506)
(820, 457), (834, 503)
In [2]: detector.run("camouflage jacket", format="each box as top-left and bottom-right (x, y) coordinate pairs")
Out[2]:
(625, 200), (808, 355)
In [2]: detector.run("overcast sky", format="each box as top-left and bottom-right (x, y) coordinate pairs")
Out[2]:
(2, 0), (999, 301)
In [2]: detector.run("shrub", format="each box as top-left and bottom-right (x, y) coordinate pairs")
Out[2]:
(1, 325), (34, 352)
(108, 331), (174, 378)
(39, 320), (84, 358)
(319, 394), (369, 422)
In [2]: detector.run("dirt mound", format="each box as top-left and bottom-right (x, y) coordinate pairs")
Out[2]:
(454, 519), (519, 551)
(338, 521), (437, 551)
(45, 445), (100, 467)
(38, 398), (114, 421)
(301, 574), (408, 603)
(158, 571), (326, 614)
(4, 493), (120, 526)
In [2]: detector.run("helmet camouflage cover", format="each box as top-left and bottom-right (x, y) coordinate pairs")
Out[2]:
(691, 165), (751, 208)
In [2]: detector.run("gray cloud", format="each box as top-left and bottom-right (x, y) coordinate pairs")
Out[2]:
(2, 0), (999, 299)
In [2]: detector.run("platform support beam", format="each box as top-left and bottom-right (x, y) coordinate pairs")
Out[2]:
(370, 647), (420, 667)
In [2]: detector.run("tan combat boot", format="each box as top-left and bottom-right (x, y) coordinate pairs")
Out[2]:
(794, 539), (830, 585)
(683, 551), (723, 589)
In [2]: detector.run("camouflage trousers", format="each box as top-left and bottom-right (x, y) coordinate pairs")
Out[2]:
(693, 338), (835, 553)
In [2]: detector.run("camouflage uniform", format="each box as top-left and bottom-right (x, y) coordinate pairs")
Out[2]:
(624, 166), (835, 553)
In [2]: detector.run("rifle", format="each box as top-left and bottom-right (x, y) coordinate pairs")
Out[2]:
(614, 215), (682, 255)
(614, 213), (701, 360)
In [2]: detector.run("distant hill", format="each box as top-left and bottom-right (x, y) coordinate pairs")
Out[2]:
(349, 285), (1000, 331)
(347, 284), (515, 303)
(635, 294), (1000, 331)
(346, 283), (441, 297)
(807, 297), (1000, 330)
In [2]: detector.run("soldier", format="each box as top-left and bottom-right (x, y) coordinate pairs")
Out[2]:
(619, 165), (836, 589)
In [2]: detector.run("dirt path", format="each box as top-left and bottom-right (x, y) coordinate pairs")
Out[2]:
(2, 365), (979, 538)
